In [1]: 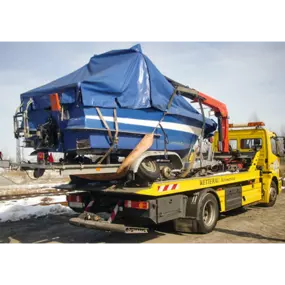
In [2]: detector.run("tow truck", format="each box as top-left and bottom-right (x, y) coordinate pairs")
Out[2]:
(64, 120), (283, 234)
(6, 84), (284, 234)
(63, 86), (284, 234)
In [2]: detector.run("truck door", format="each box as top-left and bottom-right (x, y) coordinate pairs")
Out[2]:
(268, 136), (283, 177)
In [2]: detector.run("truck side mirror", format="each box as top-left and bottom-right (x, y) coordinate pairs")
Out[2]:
(276, 137), (285, 157)
(272, 136), (285, 157)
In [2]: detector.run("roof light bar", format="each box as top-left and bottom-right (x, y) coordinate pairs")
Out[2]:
(229, 122), (265, 128)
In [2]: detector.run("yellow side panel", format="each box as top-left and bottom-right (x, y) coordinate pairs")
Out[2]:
(242, 183), (262, 206)
(260, 173), (272, 203)
(136, 171), (260, 197)
(216, 189), (226, 212)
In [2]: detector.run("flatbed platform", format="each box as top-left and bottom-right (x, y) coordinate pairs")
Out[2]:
(64, 147), (281, 235)
(64, 170), (261, 197)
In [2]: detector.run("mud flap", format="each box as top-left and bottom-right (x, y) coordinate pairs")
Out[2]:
(173, 218), (198, 233)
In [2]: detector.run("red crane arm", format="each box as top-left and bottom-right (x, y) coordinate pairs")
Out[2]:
(165, 81), (229, 153)
(193, 91), (229, 153)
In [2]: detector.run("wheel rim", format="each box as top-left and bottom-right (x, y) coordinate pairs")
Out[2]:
(142, 160), (157, 172)
(161, 166), (172, 179)
(269, 186), (277, 202)
(202, 200), (215, 226)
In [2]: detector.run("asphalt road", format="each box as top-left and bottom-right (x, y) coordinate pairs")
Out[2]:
(1, 190), (285, 243)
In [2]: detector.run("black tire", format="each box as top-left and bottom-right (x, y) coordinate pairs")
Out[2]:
(196, 192), (219, 234)
(265, 181), (278, 207)
(33, 168), (45, 178)
(136, 157), (160, 182)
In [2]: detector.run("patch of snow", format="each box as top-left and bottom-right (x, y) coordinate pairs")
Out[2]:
(0, 195), (67, 209)
(0, 195), (75, 222)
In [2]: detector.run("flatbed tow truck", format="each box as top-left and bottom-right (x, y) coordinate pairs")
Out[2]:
(64, 121), (284, 234)
(7, 85), (285, 234)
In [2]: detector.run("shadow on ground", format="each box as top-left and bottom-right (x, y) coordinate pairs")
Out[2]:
(0, 207), (255, 244)
(214, 228), (285, 243)
(0, 215), (166, 244)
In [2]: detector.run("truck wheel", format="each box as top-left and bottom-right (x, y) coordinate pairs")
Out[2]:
(137, 157), (160, 182)
(33, 168), (45, 178)
(265, 181), (278, 207)
(196, 192), (219, 234)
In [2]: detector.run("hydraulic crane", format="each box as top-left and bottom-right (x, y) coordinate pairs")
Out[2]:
(192, 90), (229, 153)
(166, 77), (229, 153)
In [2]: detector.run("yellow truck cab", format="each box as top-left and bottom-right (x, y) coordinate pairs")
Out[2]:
(214, 122), (283, 206)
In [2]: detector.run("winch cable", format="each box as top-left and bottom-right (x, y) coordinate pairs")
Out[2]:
(179, 98), (206, 178)
(150, 88), (178, 160)
(159, 123), (169, 157)
(198, 98), (206, 169)
(152, 88), (177, 134)
(25, 170), (39, 180)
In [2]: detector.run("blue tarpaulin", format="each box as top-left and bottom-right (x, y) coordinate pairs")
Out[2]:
(21, 44), (212, 122)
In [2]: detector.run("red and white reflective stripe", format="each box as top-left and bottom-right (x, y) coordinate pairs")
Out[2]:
(84, 200), (94, 212)
(108, 201), (121, 223)
(157, 184), (179, 192)
(125, 200), (132, 208)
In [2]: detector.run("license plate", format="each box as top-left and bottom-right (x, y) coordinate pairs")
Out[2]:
(69, 202), (85, 208)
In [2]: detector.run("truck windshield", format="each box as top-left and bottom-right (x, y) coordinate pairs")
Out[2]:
(240, 138), (262, 149)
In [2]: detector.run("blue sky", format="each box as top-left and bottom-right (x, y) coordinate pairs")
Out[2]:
(0, 42), (284, 160)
